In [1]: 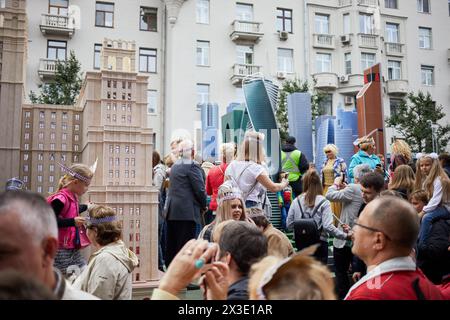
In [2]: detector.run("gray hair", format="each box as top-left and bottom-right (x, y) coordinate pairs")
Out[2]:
(0, 191), (58, 243)
(353, 164), (372, 182)
(178, 139), (194, 160)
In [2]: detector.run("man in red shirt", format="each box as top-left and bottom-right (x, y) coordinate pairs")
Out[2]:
(345, 196), (443, 300)
(206, 143), (236, 215)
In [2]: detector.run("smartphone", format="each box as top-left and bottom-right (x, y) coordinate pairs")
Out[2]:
(341, 173), (346, 183)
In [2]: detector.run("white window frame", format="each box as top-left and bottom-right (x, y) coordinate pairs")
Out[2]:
(361, 53), (376, 71)
(421, 65), (434, 86)
(385, 23), (399, 43)
(419, 27), (432, 49)
(236, 45), (253, 65)
(196, 40), (210, 66)
(315, 53), (331, 73)
(387, 60), (401, 80)
(315, 14), (329, 34)
(196, 0), (209, 24)
(147, 90), (157, 114)
(344, 52), (352, 75)
(359, 13), (374, 34)
(417, 0), (430, 13)
(343, 13), (350, 35)
(277, 48), (294, 73)
(236, 3), (253, 21)
(196, 83), (210, 109)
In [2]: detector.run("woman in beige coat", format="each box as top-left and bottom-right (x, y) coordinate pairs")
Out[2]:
(73, 205), (138, 300)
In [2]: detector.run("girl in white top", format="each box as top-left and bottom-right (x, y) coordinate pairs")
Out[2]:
(225, 131), (288, 208)
(414, 153), (450, 245)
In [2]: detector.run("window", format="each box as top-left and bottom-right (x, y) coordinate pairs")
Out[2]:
(121, 115), (126, 123)
(389, 99), (402, 116)
(276, 8), (292, 33)
(62, 133), (67, 140)
(49, 186), (54, 193)
(74, 155), (78, 162)
(419, 27), (432, 49)
(140, 7), (157, 31)
(49, 132), (54, 140)
(131, 146), (135, 154)
(23, 164), (28, 172)
(139, 48), (157, 73)
(24, 133), (29, 140)
(25, 122), (30, 129)
(0, 0), (5, 9)
(136, 233), (140, 241)
(115, 145), (120, 153)
(361, 53), (375, 70)
(38, 153), (43, 161)
(319, 94), (333, 115)
(109, 170), (113, 178)
(51, 112), (56, 119)
(344, 53), (352, 75)
(115, 170), (119, 178)
(95, 2), (114, 27)
(37, 164), (43, 172)
(236, 45), (253, 64)
(50, 143), (55, 150)
(23, 154), (29, 161)
(315, 14), (329, 34)
(47, 40), (67, 60)
(196, 0), (209, 24)
(146, 90), (157, 114)
(136, 207), (140, 215)
(196, 84), (210, 109)
(417, 0), (430, 13)
(94, 44), (102, 69)
(50, 164), (54, 172)
(315, 53), (331, 73)
(125, 170), (129, 178)
(51, 122), (56, 129)
(75, 124), (79, 131)
(343, 13), (350, 34)
(23, 176), (28, 183)
(359, 13), (374, 34)
(131, 158), (135, 166)
(38, 143), (43, 150)
(421, 65), (434, 85)
(62, 112), (68, 120)
(136, 220), (140, 229)
(50, 154), (55, 161)
(387, 60), (401, 80)
(37, 186), (42, 193)
(131, 170), (135, 178)
(74, 144), (79, 151)
(115, 158), (120, 166)
(25, 111), (30, 118)
(49, 175), (54, 183)
(236, 3), (253, 21)
(385, 0), (397, 9)
(385, 23), (399, 43)
(40, 111), (45, 119)
(61, 154), (66, 162)
(39, 121), (44, 129)
(38, 175), (43, 183)
(62, 123), (67, 130)
(49, 0), (68, 16)
(196, 41), (210, 66)
(125, 145), (130, 154)
(278, 48), (294, 73)
(125, 158), (129, 167)
(75, 114), (80, 121)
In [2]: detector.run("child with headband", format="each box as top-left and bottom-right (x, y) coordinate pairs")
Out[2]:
(47, 163), (94, 277)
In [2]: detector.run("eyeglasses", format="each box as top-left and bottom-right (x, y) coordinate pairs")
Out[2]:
(353, 221), (391, 240)
(324, 150), (332, 154)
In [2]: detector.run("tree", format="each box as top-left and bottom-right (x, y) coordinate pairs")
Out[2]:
(29, 51), (83, 105)
(385, 91), (450, 153)
(276, 78), (327, 141)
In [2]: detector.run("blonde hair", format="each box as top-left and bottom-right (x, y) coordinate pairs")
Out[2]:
(391, 139), (412, 162)
(220, 143), (236, 164)
(248, 254), (336, 300)
(56, 164), (93, 192)
(414, 157), (450, 203)
(323, 144), (338, 156)
(302, 171), (323, 207)
(212, 220), (234, 243)
(389, 165), (415, 197)
(236, 131), (266, 164)
(87, 205), (122, 246)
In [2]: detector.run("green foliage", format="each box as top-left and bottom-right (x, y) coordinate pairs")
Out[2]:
(276, 78), (327, 141)
(385, 91), (450, 153)
(29, 51), (83, 105)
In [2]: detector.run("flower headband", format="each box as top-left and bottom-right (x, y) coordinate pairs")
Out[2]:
(86, 215), (117, 226)
(416, 152), (438, 160)
(57, 162), (92, 184)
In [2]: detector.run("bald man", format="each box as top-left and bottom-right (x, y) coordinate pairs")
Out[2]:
(345, 196), (443, 300)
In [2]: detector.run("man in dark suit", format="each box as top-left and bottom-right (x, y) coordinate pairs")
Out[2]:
(165, 139), (207, 266)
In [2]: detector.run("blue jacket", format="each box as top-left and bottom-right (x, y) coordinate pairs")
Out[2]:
(348, 151), (381, 182)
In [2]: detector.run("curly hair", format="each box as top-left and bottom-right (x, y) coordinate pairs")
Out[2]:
(391, 139), (412, 163)
(87, 205), (122, 246)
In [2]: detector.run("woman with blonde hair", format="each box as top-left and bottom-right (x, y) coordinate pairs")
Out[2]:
(47, 163), (94, 276)
(198, 180), (248, 242)
(225, 131), (289, 209)
(389, 139), (413, 178)
(388, 164), (415, 199)
(73, 205), (138, 299)
(348, 136), (382, 182)
(248, 253), (336, 300)
(320, 144), (347, 222)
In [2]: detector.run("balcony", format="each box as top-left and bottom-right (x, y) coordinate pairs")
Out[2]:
(338, 0), (352, 7)
(358, 34), (378, 49)
(386, 79), (409, 95)
(230, 64), (262, 86)
(357, 0), (377, 6)
(338, 74), (364, 95)
(313, 34), (335, 49)
(230, 20), (263, 43)
(40, 14), (75, 38)
(38, 59), (59, 80)
(313, 73), (338, 90)
(385, 43), (405, 57)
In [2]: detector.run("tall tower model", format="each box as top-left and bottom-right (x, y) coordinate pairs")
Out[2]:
(77, 39), (159, 298)
(0, 0), (27, 185)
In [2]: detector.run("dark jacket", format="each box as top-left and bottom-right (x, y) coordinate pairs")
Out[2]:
(417, 218), (450, 284)
(227, 277), (249, 300)
(443, 165), (450, 179)
(166, 159), (206, 225)
(281, 144), (309, 175)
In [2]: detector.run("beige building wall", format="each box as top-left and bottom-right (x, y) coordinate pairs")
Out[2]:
(0, 0), (27, 185)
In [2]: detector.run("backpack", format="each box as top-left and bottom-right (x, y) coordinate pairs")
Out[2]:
(293, 198), (327, 251)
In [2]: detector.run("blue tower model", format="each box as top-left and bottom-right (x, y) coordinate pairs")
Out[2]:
(315, 115), (336, 173)
(287, 92), (313, 162)
(335, 105), (358, 168)
(201, 103), (219, 162)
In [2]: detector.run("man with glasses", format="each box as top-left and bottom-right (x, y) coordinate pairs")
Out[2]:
(345, 196), (443, 300)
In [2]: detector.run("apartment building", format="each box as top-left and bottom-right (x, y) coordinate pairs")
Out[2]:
(25, 0), (164, 150)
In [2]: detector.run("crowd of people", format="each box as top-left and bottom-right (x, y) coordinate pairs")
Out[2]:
(0, 130), (449, 300)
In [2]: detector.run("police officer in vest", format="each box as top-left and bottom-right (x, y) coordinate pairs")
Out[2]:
(281, 136), (309, 197)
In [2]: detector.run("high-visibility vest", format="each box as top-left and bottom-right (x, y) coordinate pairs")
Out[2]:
(281, 150), (302, 182)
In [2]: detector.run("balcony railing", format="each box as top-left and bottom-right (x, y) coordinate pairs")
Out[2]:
(230, 64), (262, 85)
(339, 0), (352, 6)
(230, 20), (263, 42)
(313, 72), (338, 90)
(40, 14), (75, 37)
(38, 58), (59, 79)
(385, 42), (404, 56)
(386, 79), (408, 95)
(357, 0), (378, 6)
(358, 34), (378, 48)
(313, 34), (335, 49)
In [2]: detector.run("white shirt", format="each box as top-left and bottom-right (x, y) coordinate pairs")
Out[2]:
(225, 160), (267, 203)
